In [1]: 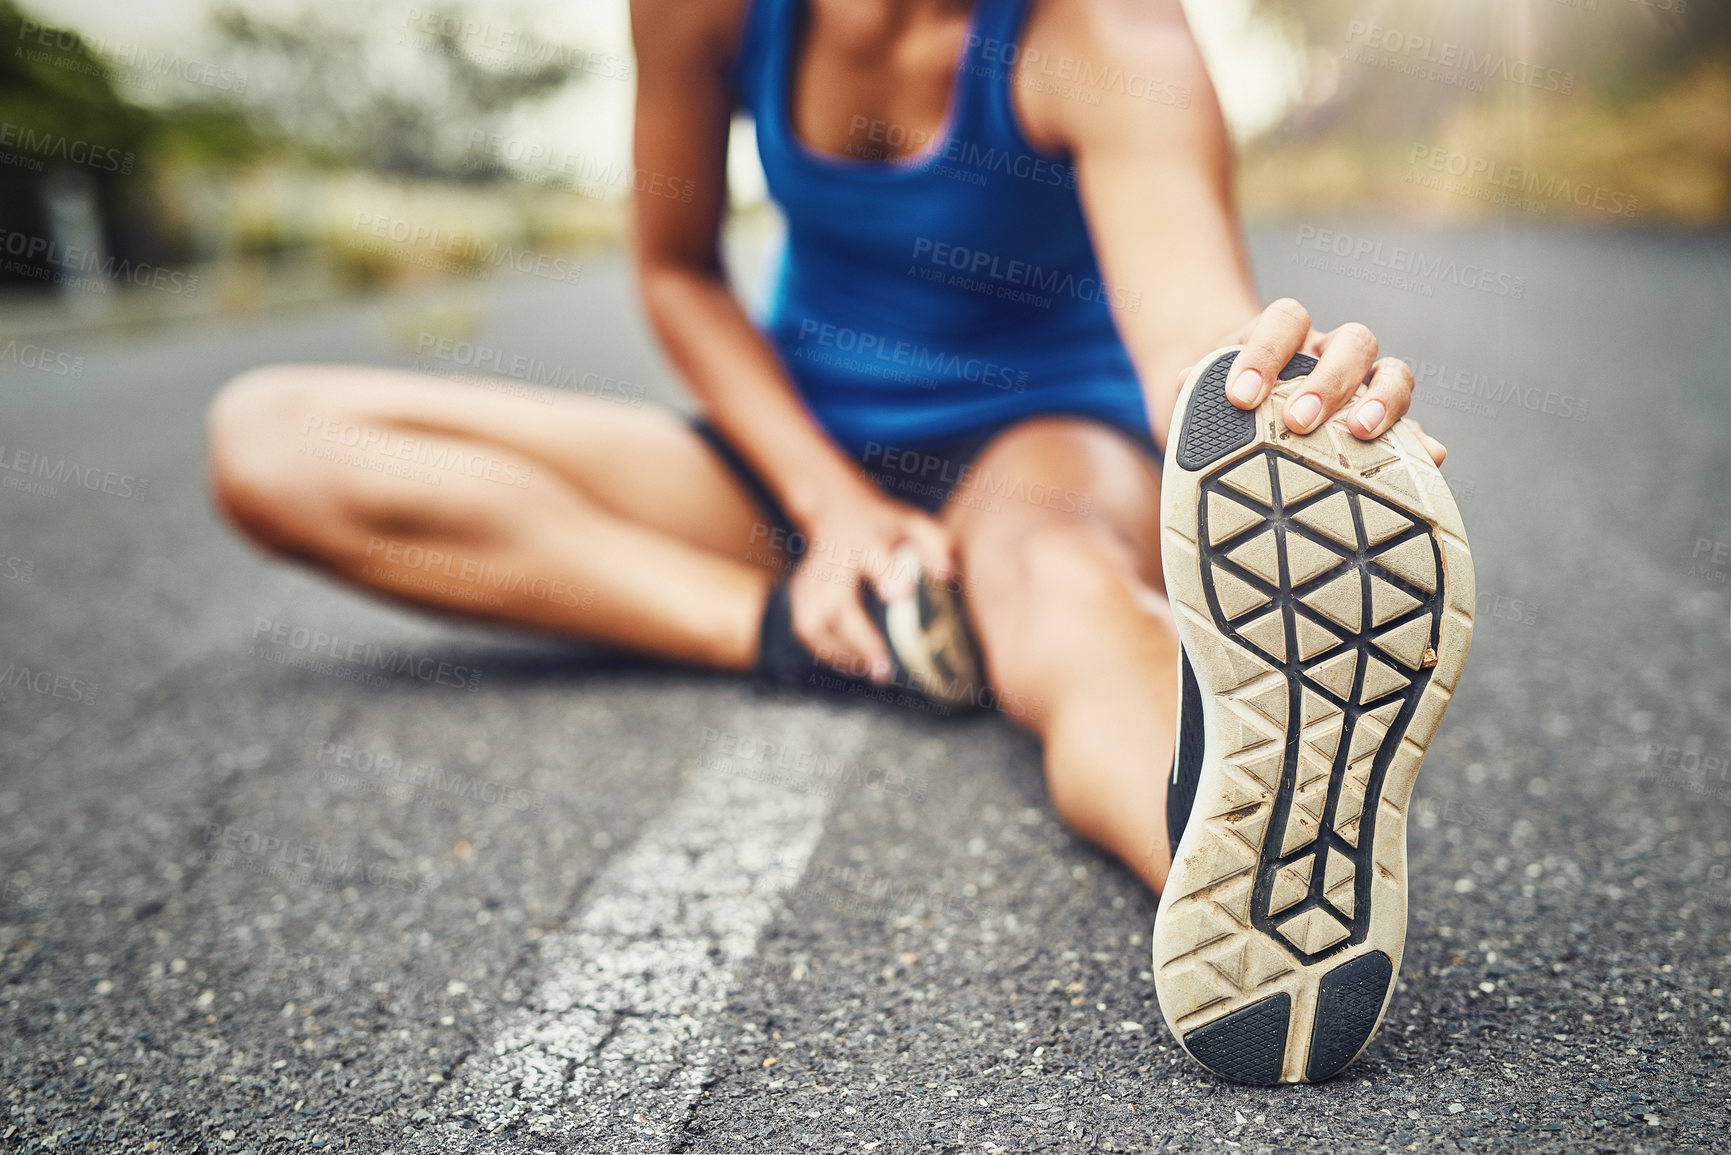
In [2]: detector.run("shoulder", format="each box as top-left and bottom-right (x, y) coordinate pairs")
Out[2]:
(1017, 0), (1214, 150)
(630, 0), (756, 70)
(1027, 0), (1199, 62)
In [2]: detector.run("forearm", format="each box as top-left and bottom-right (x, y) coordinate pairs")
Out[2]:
(1093, 179), (1260, 445)
(1069, 136), (1262, 445)
(1124, 250), (1261, 444)
(638, 263), (875, 524)
(1029, 5), (1264, 445)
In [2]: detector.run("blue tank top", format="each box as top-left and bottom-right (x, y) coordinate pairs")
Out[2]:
(732, 0), (1151, 454)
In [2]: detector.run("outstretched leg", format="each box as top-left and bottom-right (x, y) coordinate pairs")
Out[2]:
(207, 365), (785, 669)
(944, 417), (1180, 893)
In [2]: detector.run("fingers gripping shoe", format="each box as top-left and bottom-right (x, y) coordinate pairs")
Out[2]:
(1152, 348), (1475, 1084)
(862, 545), (986, 710)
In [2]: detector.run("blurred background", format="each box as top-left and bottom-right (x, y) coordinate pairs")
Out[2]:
(2, 0), (1725, 330)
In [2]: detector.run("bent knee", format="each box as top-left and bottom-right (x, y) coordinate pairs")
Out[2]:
(963, 519), (1145, 693)
(974, 518), (1140, 612)
(206, 365), (338, 548)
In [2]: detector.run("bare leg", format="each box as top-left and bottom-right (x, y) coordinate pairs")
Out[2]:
(944, 418), (1181, 893)
(207, 365), (786, 669)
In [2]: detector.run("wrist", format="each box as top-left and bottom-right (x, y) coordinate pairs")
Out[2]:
(781, 463), (878, 529)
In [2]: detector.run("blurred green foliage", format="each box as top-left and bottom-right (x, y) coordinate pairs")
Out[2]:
(1, 1), (151, 147)
(210, 1), (589, 177)
(0, 0), (259, 162)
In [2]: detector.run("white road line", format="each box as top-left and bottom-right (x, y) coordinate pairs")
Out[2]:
(421, 706), (865, 1151)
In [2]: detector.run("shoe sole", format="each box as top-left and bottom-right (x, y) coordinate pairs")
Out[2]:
(1152, 347), (1475, 1085)
(881, 546), (985, 710)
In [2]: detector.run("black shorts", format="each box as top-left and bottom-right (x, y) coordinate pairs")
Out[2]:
(691, 415), (1162, 560)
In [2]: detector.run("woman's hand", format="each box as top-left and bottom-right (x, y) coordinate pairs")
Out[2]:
(788, 490), (956, 683)
(1178, 298), (1448, 466)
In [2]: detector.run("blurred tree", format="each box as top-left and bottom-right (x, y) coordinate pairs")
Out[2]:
(211, 1), (594, 178)
(0, 1), (256, 285)
(0, 0), (152, 148)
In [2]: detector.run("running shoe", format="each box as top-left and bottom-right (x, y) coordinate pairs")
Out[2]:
(1152, 347), (1475, 1084)
(863, 545), (986, 710)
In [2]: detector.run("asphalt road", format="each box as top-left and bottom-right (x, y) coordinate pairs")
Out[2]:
(2, 221), (1729, 1154)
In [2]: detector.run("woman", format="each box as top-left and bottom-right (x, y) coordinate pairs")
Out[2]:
(208, 0), (1468, 1084)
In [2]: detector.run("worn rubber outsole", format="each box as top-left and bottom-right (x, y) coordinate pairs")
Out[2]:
(1153, 347), (1475, 1085)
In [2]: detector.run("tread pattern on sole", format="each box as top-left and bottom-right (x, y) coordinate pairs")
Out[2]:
(1183, 993), (1290, 1086)
(1305, 951), (1394, 1081)
(1175, 352), (1255, 472)
(1197, 449), (1443, 965)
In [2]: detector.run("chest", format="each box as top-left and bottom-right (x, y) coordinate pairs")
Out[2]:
(787, 0), (977, 161)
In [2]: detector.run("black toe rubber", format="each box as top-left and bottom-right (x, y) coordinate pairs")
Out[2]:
(1305, 951), (1394, 1082)
(1183, 992), (1291, 1086)
(1175, 352), (1254, 472)
(1175, 351), (1323, 473)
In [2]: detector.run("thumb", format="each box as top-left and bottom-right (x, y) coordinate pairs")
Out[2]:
(903, 517), (956, 585)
